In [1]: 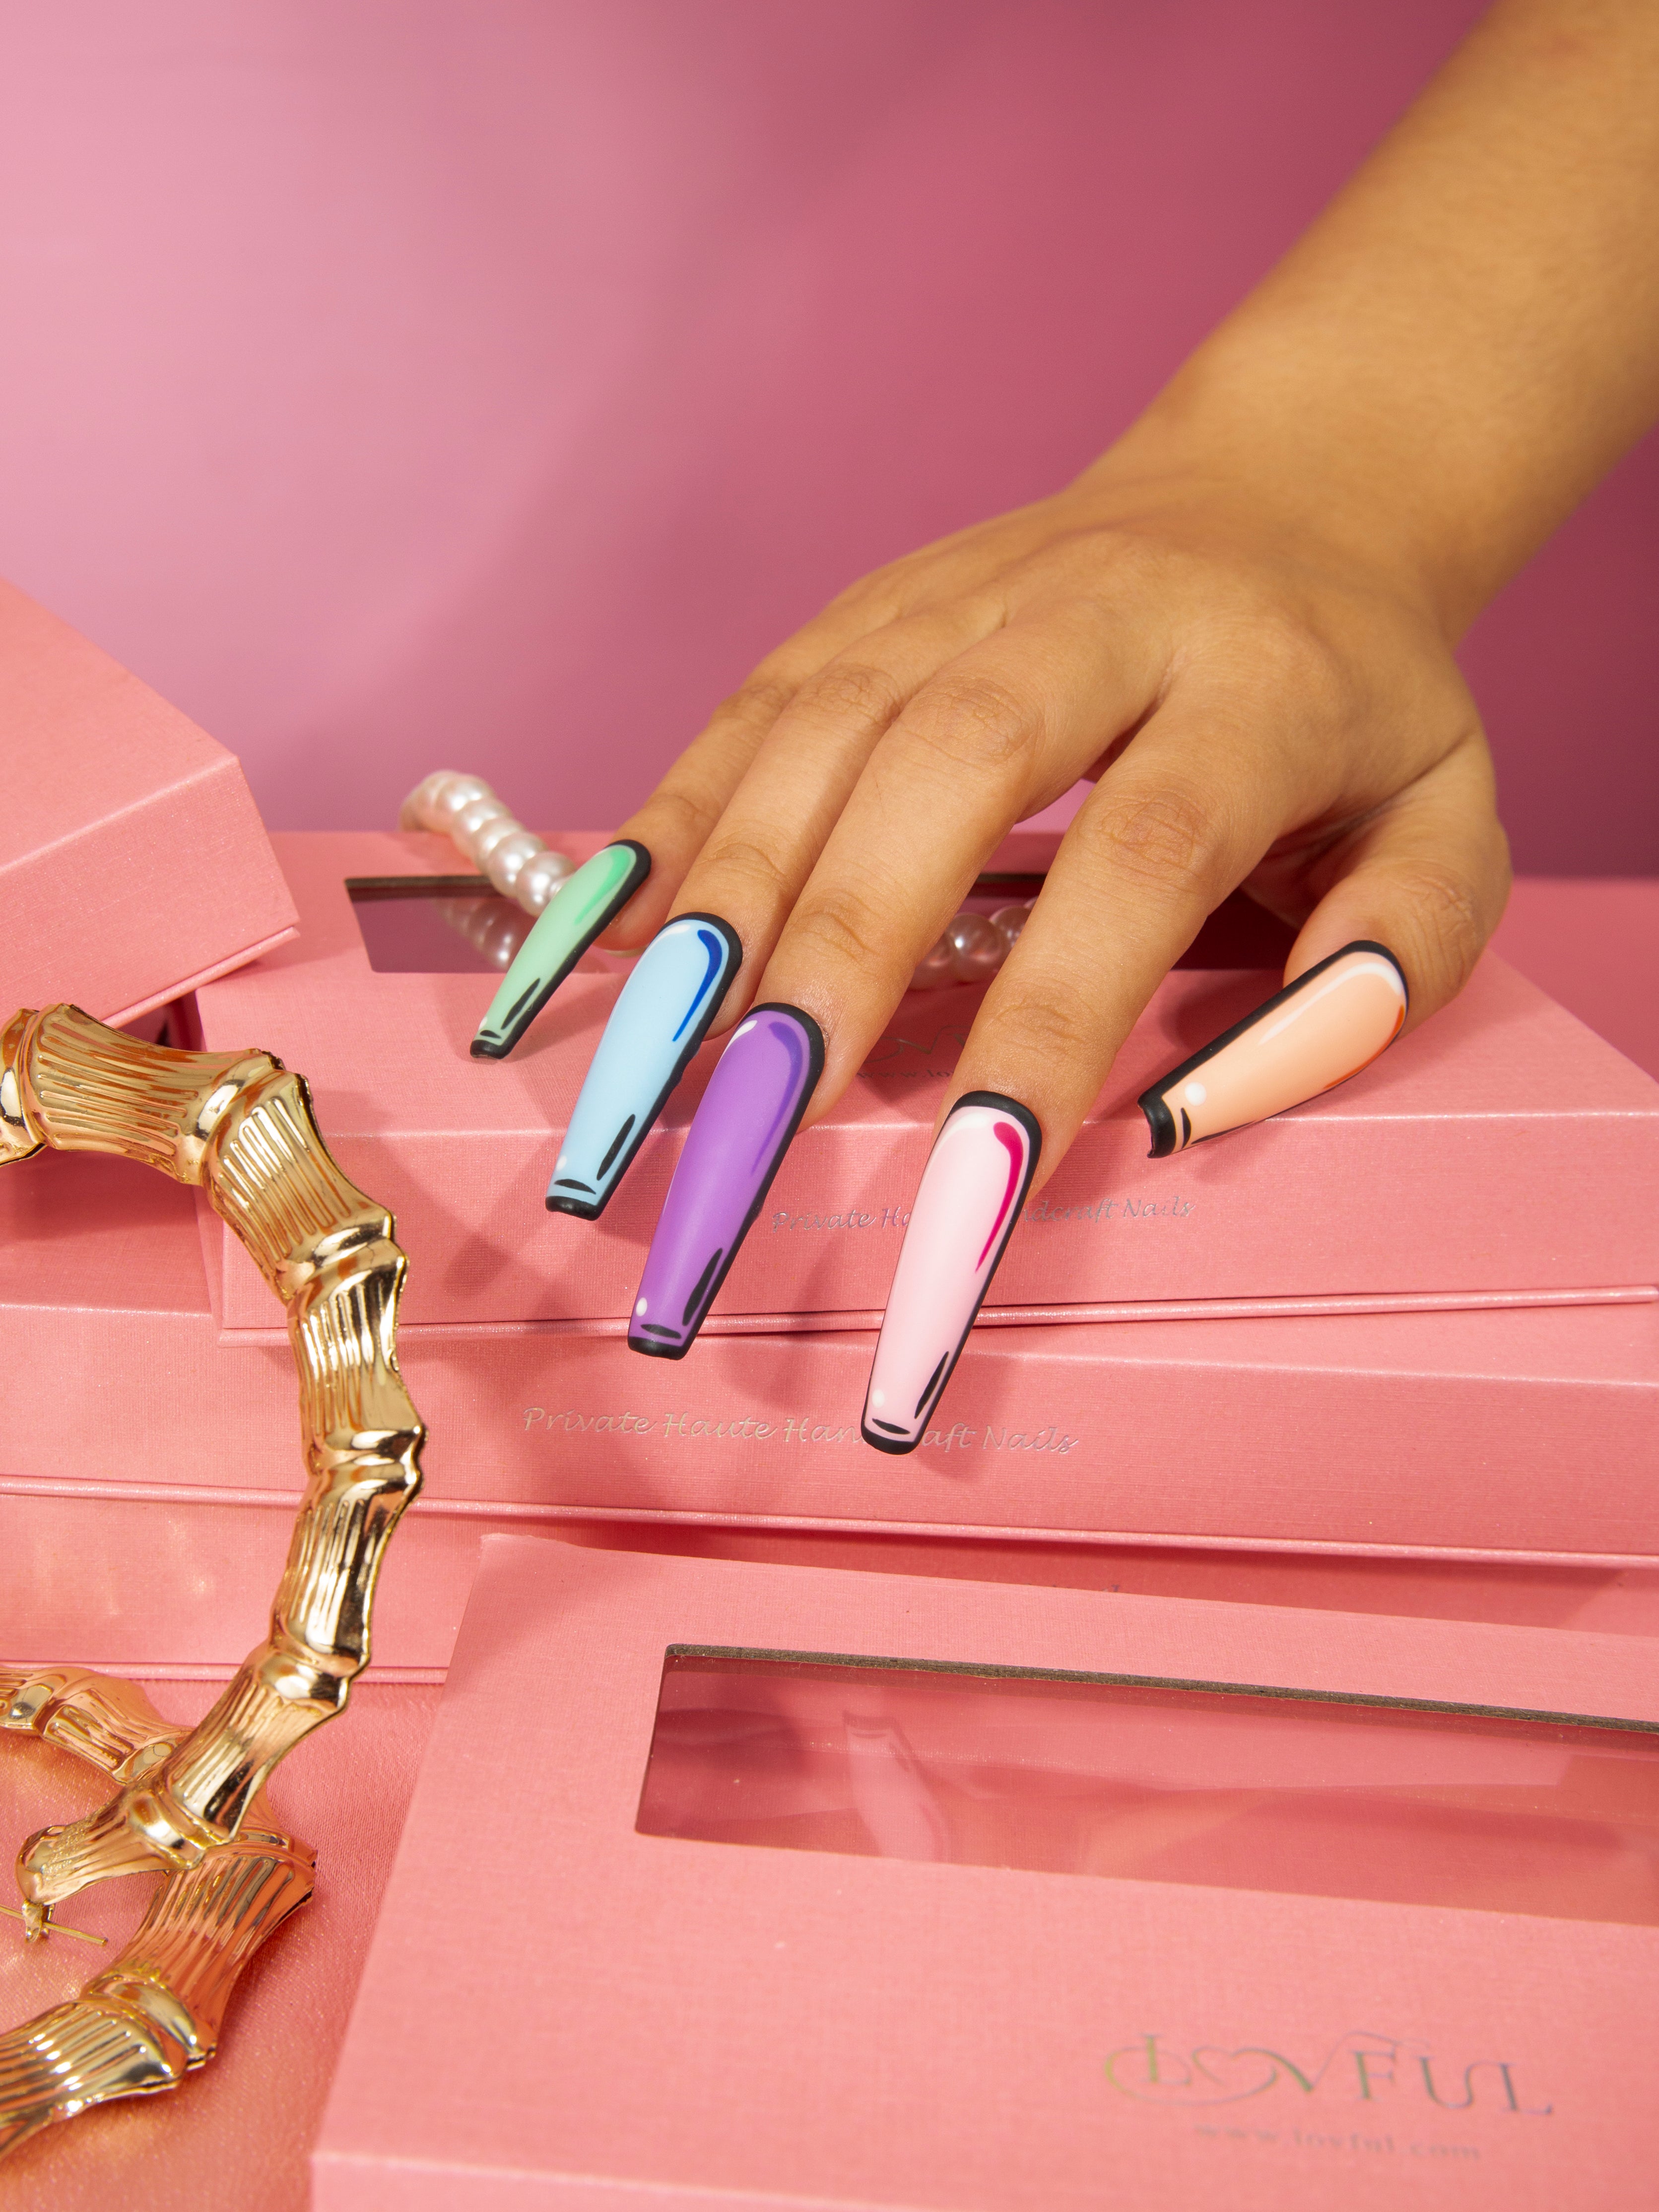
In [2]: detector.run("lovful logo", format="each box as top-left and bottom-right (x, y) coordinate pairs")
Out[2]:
(1106, 2030), (1551, 2117)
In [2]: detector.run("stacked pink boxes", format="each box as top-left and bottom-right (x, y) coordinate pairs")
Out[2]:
(5, 588), (1659, 2206)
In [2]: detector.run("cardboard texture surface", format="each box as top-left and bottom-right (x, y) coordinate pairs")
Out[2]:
(315, 1538), (1659, 2210)
(1, 579), (296, 1022)
(2, 1152), (1655, 1572)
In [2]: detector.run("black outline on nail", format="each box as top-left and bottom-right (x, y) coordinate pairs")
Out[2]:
(627, 1003), (826, 1362)
(546, 911), (743, 1218)
(1137, 939), (1408, 1158)
(861, 1089), (1043, 1457)
(471, 839), (653, 1061)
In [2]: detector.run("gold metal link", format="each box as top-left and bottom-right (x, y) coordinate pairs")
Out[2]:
(0, 1004), (422, 2160)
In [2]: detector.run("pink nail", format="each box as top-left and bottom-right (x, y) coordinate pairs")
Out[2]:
(862, 1093), (1040, 1455)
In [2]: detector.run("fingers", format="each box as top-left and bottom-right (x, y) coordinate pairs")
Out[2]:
(664, 598), (1010, 1022)
(753, 604), (1165, 1109)
(932, 688), (1310, 1174)
(960, 723), (1503, 1185)
(602, 592), (912, 950)
(856, 707), (1500, 1452)
(1274, 735), (1511, 1027)
(1132, 740), (1506, 1159)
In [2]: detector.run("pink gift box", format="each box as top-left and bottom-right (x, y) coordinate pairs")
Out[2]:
(7, 1482), (1659, 1680)
(4, 1152), (1656, 1579)
(1, 579), (296, 1023)
(314, 1535), (1659, 2211)
(193, 832), (1659, 1336)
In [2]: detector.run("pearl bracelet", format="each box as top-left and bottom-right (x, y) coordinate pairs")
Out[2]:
(398, 772), (576, 913)
(398, 771), (1036, 988)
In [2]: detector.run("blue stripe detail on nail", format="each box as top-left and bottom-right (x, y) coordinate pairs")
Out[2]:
(671, 928), (728, 1043)
(548, 913), (741, 1218)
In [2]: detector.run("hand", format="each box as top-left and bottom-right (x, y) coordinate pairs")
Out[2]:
(608, 445), (1509, 1180)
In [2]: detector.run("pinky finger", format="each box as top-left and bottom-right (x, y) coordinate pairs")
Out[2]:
(1139, 740), (1510, 1155)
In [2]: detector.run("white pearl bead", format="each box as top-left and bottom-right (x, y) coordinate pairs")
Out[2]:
(398, 772), (452, 831)
(485, 829), (545, 895)
(910, 935), (955, 989)
(426, 775), (495, 830)
(471, 816), (525, 869)
(990, 902), (1032, 951)
(516, 849), (574, 913)
(453, 801), (517, 865)
(947, 912), (1003, 982)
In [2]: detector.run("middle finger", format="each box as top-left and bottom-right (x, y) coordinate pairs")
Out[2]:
(669, 597), (1008, 1027)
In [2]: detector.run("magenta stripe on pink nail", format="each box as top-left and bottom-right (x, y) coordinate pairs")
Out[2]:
(975, 1121), (1025, 1269)
(862, 1092), (1041, 1457)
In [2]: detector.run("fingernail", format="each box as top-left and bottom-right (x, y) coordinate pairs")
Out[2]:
(469, 840), (651, 1059)
(861, 1092), (1041, 1455)
(1139, 940), (1408, 1158)
(628, 1004), (824, 1359)
(547, 913), (742, 1218)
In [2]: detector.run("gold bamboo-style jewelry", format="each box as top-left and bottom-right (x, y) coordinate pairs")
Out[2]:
(0, 1666), (313, 2161)
(0, 1004), (426, 2158)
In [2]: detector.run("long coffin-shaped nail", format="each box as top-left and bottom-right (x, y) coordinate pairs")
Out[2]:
(1139, 939), (1408, 1158)
(546, 913), (742, 1219)
(628, 1003), (824, 1359)
(861, 1092), (1041, 1456)
(470, 839), (651, 1059)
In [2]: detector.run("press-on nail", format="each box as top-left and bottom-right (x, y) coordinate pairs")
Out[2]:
(470, 840), (651, 1059)
(547, 914), (742, 1218)
(628, 1004), (824, 1359)
(1139, 940), (1408, 1157)
(861, 1092), (1041, 1455)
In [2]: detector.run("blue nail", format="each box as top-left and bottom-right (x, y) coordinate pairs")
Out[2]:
(546, 913), (743, 1218)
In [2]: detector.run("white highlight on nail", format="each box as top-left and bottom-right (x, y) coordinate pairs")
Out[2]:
(1184, 1081), (1207, 1105)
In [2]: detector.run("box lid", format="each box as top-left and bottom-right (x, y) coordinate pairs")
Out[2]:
(1, 579), (297, 1023)
(315, 1536), (1659, 2212)
(3, 1150), (1654, 1563)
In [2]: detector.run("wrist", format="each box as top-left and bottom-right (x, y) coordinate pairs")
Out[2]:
(1077, 343), (1484, 642)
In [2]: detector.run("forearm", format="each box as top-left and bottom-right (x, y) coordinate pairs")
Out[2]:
(1096, 0), (1659, 635)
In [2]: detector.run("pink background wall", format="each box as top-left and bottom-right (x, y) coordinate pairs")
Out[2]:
(0, 1), (1652, 872)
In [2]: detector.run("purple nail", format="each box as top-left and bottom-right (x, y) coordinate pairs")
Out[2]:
(628, 1004), (824, 1360)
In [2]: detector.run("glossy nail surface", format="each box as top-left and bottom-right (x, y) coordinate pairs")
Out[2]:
(1140, 940), (1408, 1157)
(862, 1093), (1041, 1455)
(547, 913), (742, 1219)
(628, 1004), (824, 1359)
(470, 840), (650, 1059)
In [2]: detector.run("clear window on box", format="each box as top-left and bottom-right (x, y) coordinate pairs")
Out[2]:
(637, 1647), (1659, 1924)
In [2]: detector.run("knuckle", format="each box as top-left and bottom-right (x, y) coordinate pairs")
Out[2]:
(986, 983), (1098, 1069)
(1394, 862), (1487, 992)
(907, 671), (1039, 773)
(1077, 779), (1226, 901)
(643, 781), (723, 849)
(697, 832), (793, 905)
(712, 673), (798, 735)
(1211, 603), (1357, 730)
(787, 885), (896, 980)
(796, 659), (907, 731)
